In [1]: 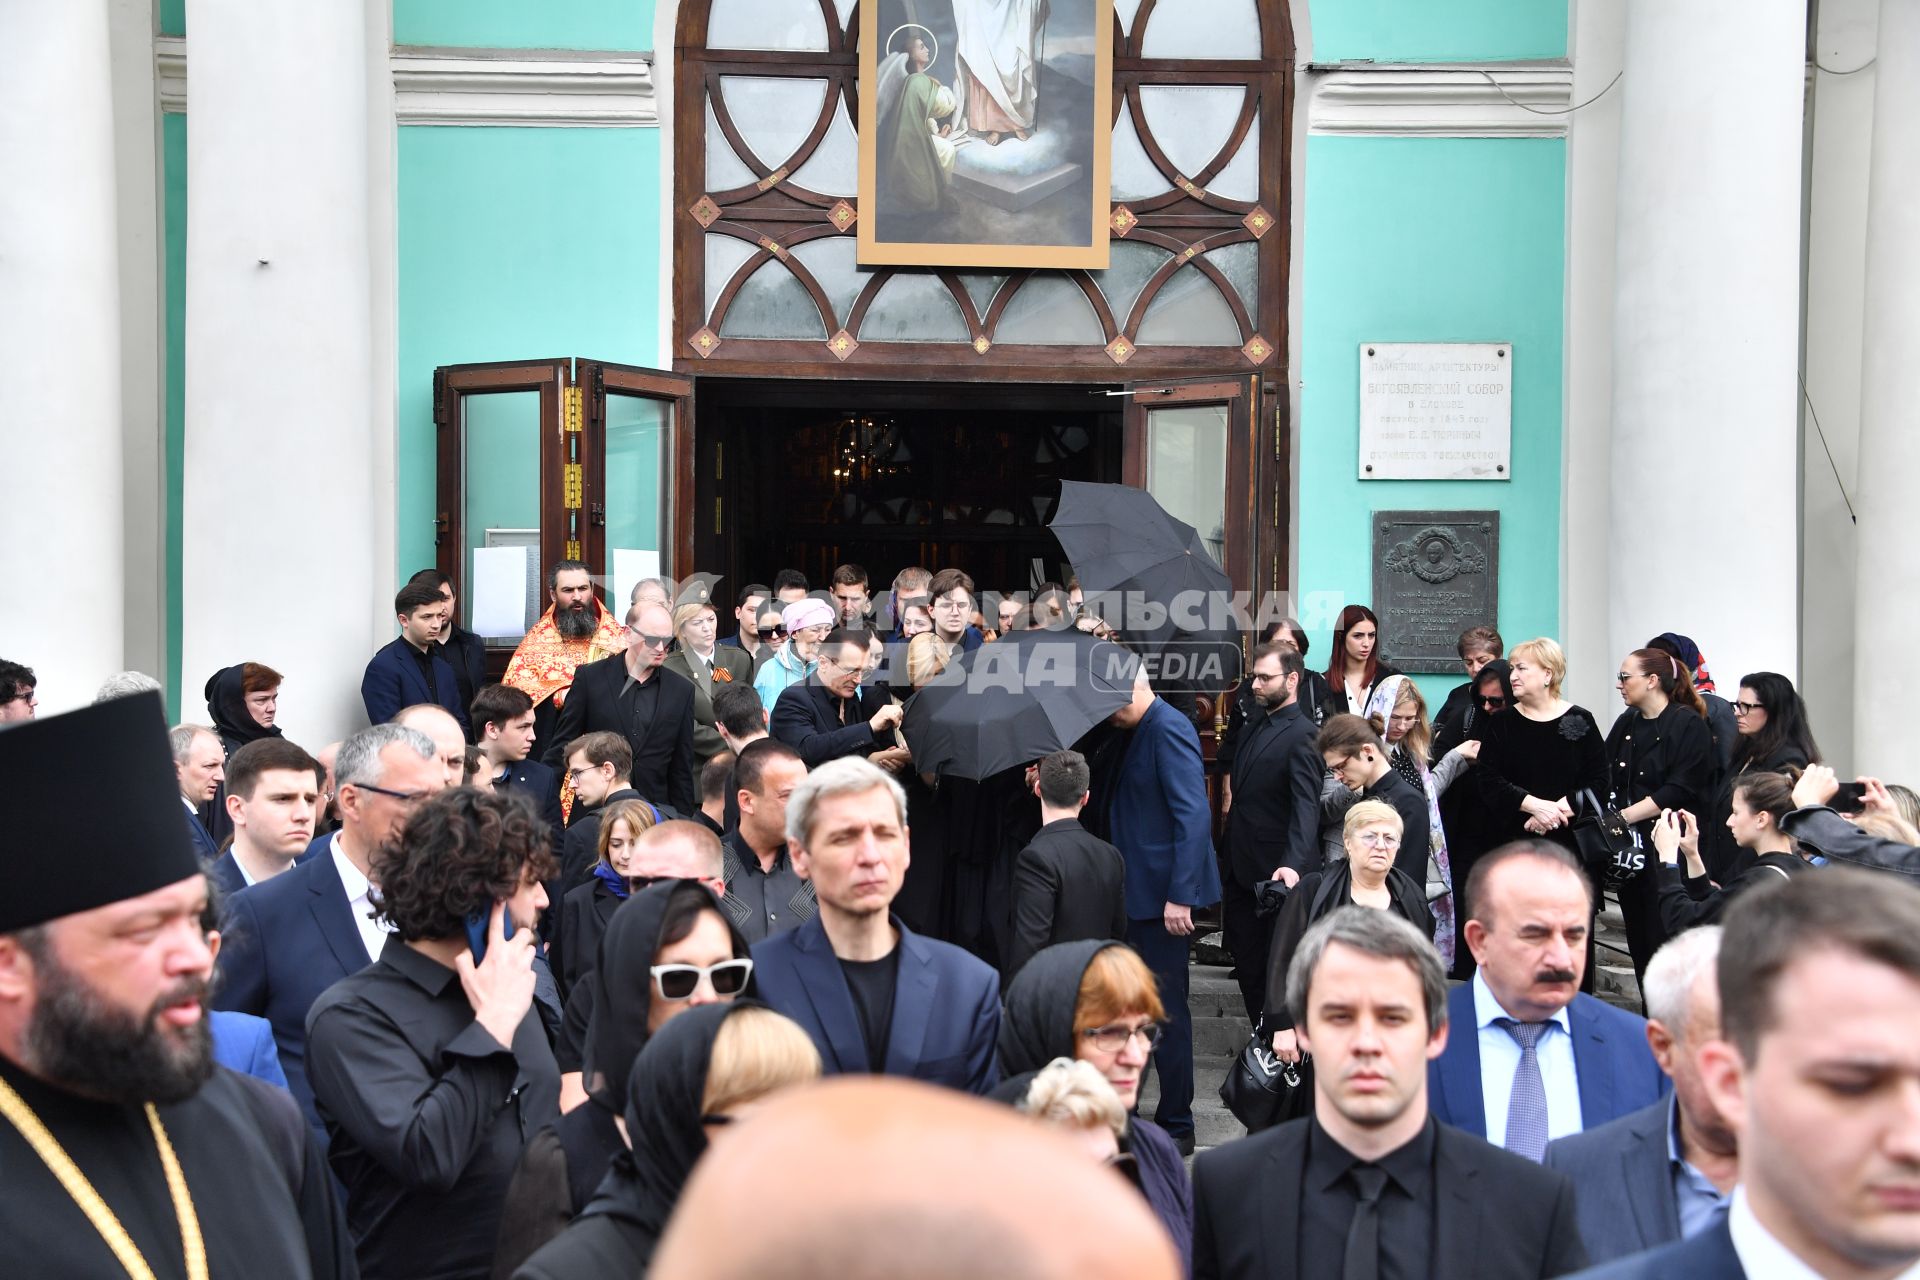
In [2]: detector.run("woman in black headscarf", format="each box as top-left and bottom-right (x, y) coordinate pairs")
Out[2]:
(202, 661), (284, 843)
(494, 880), (753, 1279)
(511, 1000), (820, 1280)
(996, 940), (1192, 1272)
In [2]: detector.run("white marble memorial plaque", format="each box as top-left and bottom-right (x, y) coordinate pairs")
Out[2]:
(1358, 342), (1511, 480)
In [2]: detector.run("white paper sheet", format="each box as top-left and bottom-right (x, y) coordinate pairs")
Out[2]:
(471, 545), (530, 638)
(610, 547), (662, 617)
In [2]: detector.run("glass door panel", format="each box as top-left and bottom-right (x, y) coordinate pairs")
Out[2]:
(1144, 403), (1231, 566)
(461, 390), (544, 650)
(602, 392), (673, 610)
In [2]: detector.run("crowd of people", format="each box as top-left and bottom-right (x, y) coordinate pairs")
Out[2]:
(1, 559), (1918, 1280)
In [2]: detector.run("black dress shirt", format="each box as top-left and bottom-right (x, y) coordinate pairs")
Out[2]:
(406, 640), (440, 705)
(1299, 1117), (1437, 1280)
(305, 935), (560, 1280)
(619, 670), (661, 744)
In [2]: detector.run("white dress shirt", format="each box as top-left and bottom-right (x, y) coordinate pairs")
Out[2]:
(330, 834), (394, 964)
(1472, 971), (1582, 1147)
(1729, 1185), (1920, 1279)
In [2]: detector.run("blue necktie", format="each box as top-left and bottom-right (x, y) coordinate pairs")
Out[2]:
(1498, 1017), (1550, 1161)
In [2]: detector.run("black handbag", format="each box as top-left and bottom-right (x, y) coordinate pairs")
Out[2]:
(1219, 1021), (1314, 1133)
(1571, 788), (1644, 888)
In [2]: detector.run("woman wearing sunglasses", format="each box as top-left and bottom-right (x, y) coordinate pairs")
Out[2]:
(495, 879), (754, 1276)
(996, 940), (1192, 1269)
(512, 1000), (820, 1280)
(1699, 670), (1822, 881)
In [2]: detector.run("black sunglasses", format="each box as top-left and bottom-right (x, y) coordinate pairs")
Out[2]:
(762, 624), (788, 638)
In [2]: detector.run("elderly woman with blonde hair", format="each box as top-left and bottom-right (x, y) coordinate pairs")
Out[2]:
(1019, 1057), (1131, 1166)
(1262, 799), (1433, 1063)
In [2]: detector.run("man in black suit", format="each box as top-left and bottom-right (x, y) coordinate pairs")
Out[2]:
(1193, 906), (1586, 1280)
(769, 628), (913, 772)
(1221, 642), (1326, 1022)
(1006, 749), (1125, 979)
(409, 566), (488, 714)
(213, 722), (447, 1138)
(171, 722), (226, 863)
(1568, 869), (1920, 1280)
(1546, 925), (1735, 1265)
(545, 599), (697, 816)
(472, 682), (564, 833)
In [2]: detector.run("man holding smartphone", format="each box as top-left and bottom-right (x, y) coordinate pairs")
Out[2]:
(305, 788), (559, 1280)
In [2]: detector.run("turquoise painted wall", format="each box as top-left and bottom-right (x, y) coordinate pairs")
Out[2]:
(1309, 0), (1567, 63)
(163, 113), (187, 721)
(160, 0), (184, 37)
(1297, 136), (1565, 703)
(396, 126), (661, 578)
(394, 0), (653, 49)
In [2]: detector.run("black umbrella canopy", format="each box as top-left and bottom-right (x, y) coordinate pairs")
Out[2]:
(1049, 480), (1240, 682)
(901, 627), (1139, 782)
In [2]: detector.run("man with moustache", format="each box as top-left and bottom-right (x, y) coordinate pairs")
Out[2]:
(1569, 869), (1920, 1280)
(1546, 926), (1736, 1264)
(0, 693), (354, 1279)
(505, 559), (627, 753)
(1192, 907), (1586, 1279)
(1427, 841), (1667, 1156)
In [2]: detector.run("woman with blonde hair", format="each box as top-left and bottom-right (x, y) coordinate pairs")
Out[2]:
(663, 597), (755, 794)
(997, 941), (1192, 1264)
(1470, 637), (1607, 856)
(513, 1001), (820, 1279)
(1262, 800), (1432, 1062)
(554, 797), (661, 997)
(1019, 1057), (1130, 1166)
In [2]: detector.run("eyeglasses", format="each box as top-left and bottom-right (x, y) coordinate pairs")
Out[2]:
(350, 782), (431, 806)
(628, 630), (672, 649)
(651, 958), (754, 1001)
(1355, 831), (1402, 849)
(1080, 1021), (1164, 1054)
(566, 764), (604, 782)
(1732, 701), (1763, 715)
(1249, 671), (1287, 684)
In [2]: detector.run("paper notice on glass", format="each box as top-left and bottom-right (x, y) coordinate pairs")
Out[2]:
(471, 546), (530, 638)
(610, 548), (662, 616)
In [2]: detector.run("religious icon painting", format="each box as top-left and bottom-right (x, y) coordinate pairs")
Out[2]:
(857, 0), (1113, 269)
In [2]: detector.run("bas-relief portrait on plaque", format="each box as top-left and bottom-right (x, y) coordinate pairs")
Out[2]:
(857, 0), (1113, 269)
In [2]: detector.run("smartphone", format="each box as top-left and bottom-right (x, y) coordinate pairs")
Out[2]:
(464, 903), (516, 964)
(1831, 782), (1868, 815)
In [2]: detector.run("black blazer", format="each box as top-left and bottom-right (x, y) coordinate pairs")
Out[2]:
(1563, 1216), (1743, 1280)
(545, 656), (697, 816)
(769, 676), (892, 767)
(1322, 661), (1403, 718)
(1005, 817), (1127, 979)
(493, 758), (565, 835)
(553, 877), (622, 1000)
(360, 636), (470, 733)
(1225, 701), (1324, 887)
(1364, 768), (1434, 886)
(435, 623), (489, 719)
(1193, 1118), (1588, 1280)
(1542, 1101), (1680, 1267)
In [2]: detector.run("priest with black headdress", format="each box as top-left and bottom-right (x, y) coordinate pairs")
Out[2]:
(0, 692), (355, 1279)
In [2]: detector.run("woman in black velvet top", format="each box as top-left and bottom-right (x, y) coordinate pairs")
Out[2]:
(1604, 648), (1715, 987)
(1470, 637), (1607, 855)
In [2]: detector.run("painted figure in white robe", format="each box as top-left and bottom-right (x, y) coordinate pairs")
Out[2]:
(954, 0), (1051, 145)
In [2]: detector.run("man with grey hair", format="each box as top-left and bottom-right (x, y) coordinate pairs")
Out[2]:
(213, 722), (446, 1138)
(171, 722), (226, 861)
(1194, 907), (1586, 1279)
(95, 669), (163, 701)
(1547, 926), (1732, 1266)
(750, 756), (1001, 1093)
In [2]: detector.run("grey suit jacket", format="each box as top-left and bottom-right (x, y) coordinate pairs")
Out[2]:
(1543, 1100), (1678, 1265)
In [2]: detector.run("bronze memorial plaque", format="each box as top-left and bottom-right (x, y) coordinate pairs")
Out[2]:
(1372, 511), (1499, 673)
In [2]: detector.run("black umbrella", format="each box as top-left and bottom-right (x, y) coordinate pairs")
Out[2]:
(1048, 480), (1241, 684)
(900, 628), (1137, 782)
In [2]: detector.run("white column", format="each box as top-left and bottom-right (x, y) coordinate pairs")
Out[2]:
(0, 0), (125, 712)
(1607, 0), (1805, 692)
(1851, 0), (1920, 780)
(182, 0), (395, 748)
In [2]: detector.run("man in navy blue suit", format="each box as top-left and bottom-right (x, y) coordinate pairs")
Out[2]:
(360, 581), (469, 733)
(472, 683), (564, 834)
(1428, 840), (1667, 1160)
(171, 722), (226, 863)
(752, 757), (1000, 1094)
(1568, 868), (1920, 1280)
(213, 722), (446, 1137)
(408, 566), (489, 715)
(1546, 925), (1736, 1266)
(206, 738), (320, 897)
(1102, 668), (1223, 1154)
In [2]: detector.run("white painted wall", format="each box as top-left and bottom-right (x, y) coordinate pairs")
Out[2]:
(1802, 0), (1878, 775)
(181, 0), (396, 748)
(1559, 0), (1626, 718)
(0, 0), (125, 712)
(1607, 0), (1805, 700)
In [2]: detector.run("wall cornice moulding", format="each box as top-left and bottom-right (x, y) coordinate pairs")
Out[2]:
(1306, 63), (1576, 138)
(153, 38), (659, 127)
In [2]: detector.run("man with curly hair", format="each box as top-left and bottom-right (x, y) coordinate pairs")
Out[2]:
(304, 788), (560, 1280)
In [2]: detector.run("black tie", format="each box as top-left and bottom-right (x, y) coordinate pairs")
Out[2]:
(1343, 1165), (1388, 1280)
